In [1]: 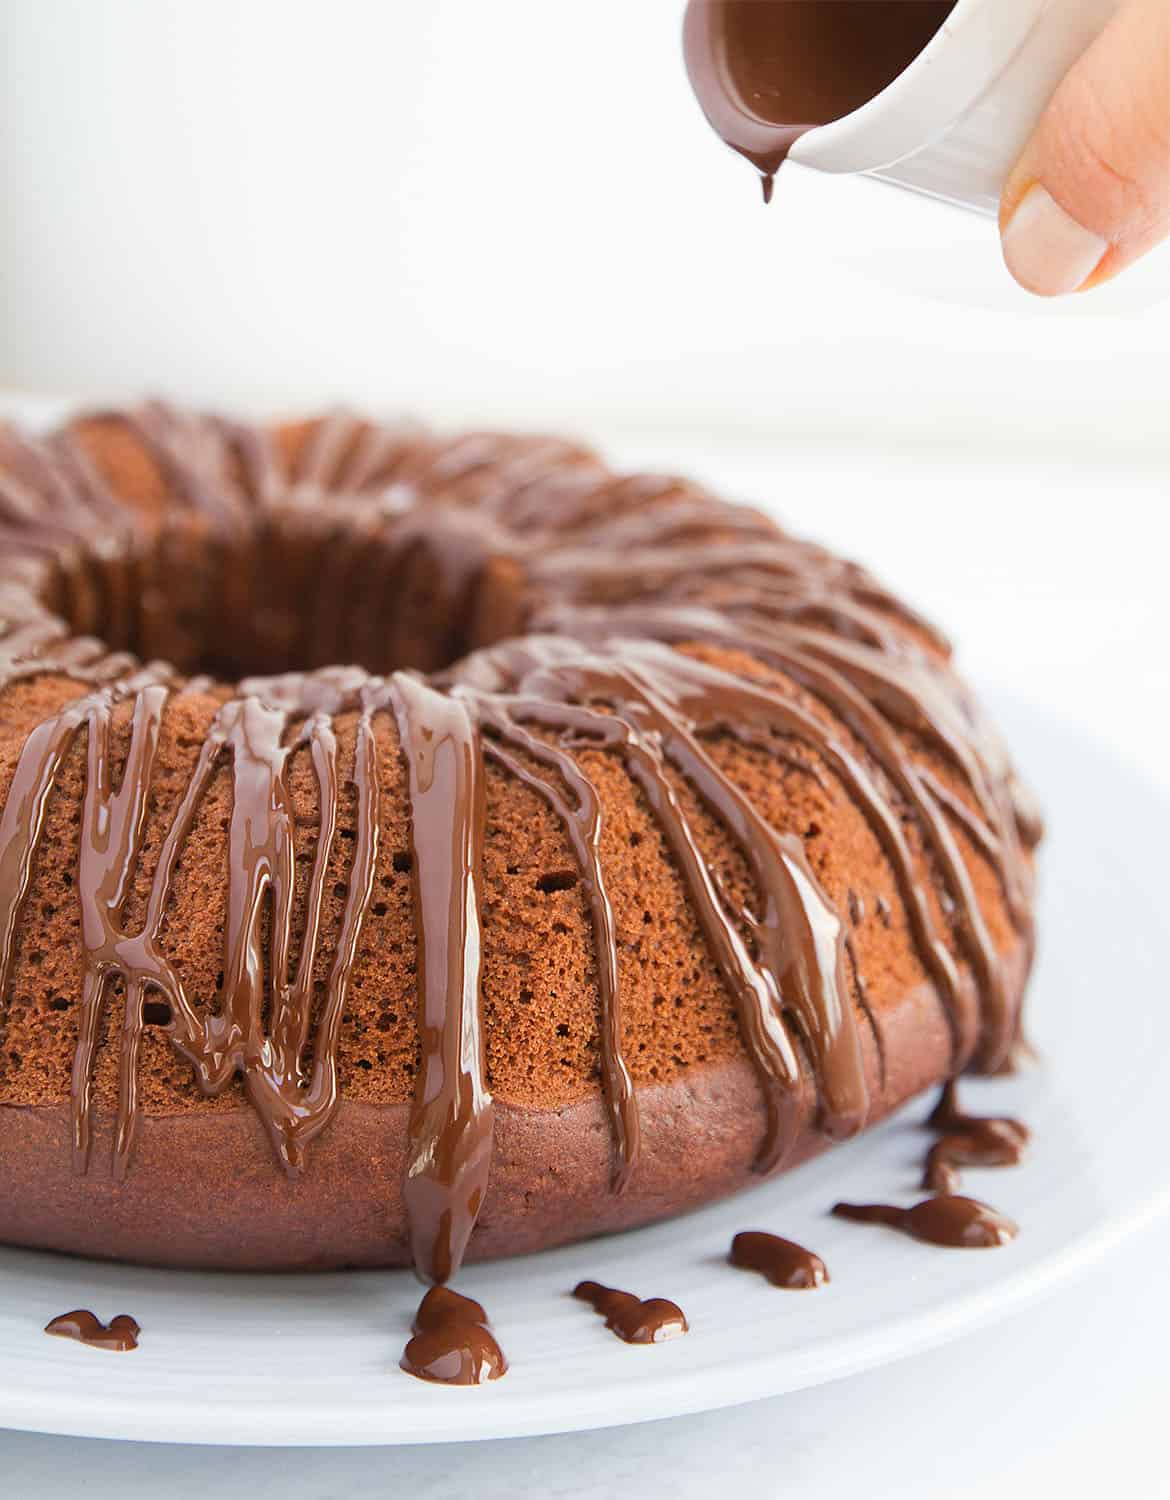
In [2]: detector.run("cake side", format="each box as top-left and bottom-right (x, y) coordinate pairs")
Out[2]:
(0, 946), (1031, 1271)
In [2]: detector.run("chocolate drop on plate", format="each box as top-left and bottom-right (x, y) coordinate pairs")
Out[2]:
(44, 1309), (140, 1352)
(684, 0), (957, 199)
(832, 1195), (1018, 1248)
(400, 1286), (507, 1385)
(923, 1081), (1030, 1193)
(573, 1281), (689, 1344)
(729, 1231), (829, 1288)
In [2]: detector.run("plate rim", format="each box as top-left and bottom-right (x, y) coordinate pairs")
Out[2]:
(2, 1182), (1169, 1447)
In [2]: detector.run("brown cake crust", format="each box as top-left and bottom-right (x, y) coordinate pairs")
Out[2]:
(0, 950), (1030, 1271)
(0, 407), (1039, 1275)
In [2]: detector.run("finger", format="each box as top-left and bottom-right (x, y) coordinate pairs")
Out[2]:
(999, 0), (1170, 296)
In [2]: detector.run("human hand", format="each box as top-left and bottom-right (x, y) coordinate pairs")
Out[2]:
(999, 0), (1169, 295)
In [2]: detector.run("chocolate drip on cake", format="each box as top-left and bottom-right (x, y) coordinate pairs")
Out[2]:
(0, 404), (1039, 1287)
(390, 674), (494, 1286)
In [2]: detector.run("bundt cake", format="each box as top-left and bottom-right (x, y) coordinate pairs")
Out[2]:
(0, 404), (1040, 1281)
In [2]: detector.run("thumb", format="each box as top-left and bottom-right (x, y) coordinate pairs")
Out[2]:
(999, 0), (1170, 296)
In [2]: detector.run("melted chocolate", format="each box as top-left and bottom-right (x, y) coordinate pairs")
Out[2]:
(922, 1080), (1030, 1194)
(400, 1286), (507, 1385)
(0, 404), (1039, 1294)
(391, 675), (494, 1287)
(833, 1194), (1018, 1248)
(684, 0), (957, 200)
(729, 1230), (828, 1288)
(44, 1309), (140, 1351)
(573, 1281), (688, 1344)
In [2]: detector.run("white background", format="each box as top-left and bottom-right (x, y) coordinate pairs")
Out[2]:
(1, 0), (1168, 451)
(1, 0), (1168, 1494)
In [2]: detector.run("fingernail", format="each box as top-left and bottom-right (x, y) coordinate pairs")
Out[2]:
(1001, 184), (1109, 296)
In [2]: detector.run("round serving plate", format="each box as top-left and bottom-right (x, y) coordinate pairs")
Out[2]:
(0, 691), (1166, 1445)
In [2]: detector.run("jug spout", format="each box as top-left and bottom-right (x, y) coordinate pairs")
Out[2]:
(686, 0), (1121, 216)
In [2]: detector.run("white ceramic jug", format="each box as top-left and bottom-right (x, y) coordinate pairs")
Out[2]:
(788, 0), (1122, 213)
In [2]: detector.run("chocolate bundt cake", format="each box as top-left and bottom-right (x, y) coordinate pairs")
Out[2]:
(0, 404), (1040, 1280)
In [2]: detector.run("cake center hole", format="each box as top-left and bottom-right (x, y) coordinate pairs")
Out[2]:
(54, 511), (524, 683)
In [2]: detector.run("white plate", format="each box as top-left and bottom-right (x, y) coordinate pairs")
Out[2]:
(0, 694), (1167, 1446)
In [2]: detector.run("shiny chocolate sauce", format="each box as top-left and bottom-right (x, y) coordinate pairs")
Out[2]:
(833, 1194), (1018, 1248)
(573, 1281), (689, 1344)
(44, 1309), (140, 1351)
(729, 1230), (828, 1288)
(400, 1286), (507, 1385)
(923, 1080), (1030, 1194)
(684, 0), (957, 200)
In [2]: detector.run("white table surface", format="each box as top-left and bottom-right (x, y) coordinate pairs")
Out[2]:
(1, 434), (1167, 1498)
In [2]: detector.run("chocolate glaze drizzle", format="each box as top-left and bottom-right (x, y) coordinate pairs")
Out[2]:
(683, 0), (957, 201)
(0, 404), (1039, 1293)
(392, 674), (494, 1287)
(922, 1080), (1029, 1195)
(573, 1280), (688, 1343)
(729, 1230), (828, 1288)
(833, 1195), (1018, 1248)
(44, 1309), (140, 1351)
(400, 1286), (507, 1384)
